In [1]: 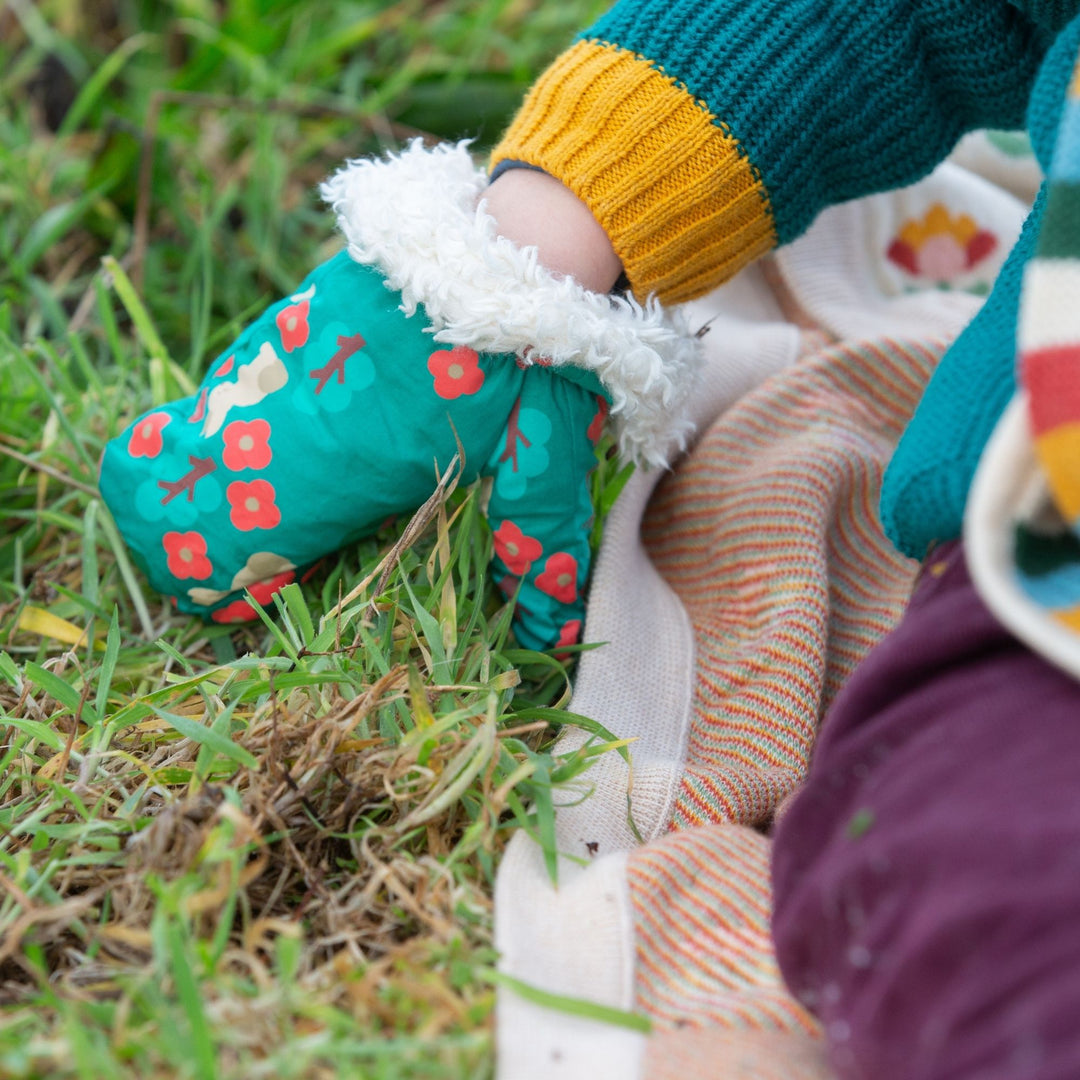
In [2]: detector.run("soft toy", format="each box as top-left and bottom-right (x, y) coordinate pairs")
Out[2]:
(98, 142), (699, 651)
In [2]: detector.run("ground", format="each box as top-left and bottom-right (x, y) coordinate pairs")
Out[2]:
(0, 2), (615, 1075)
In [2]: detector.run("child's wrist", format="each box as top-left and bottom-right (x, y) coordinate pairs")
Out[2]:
(483, 168), (623, 294)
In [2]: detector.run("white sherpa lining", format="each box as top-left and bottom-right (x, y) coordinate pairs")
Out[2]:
(320, 140), (701, 466)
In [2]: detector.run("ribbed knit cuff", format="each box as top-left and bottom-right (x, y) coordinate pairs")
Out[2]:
(490, 39), (777, 305)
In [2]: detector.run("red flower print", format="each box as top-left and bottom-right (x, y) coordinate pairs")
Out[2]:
(587, 396), (609, 445)
(497, 574), (520, 599)
(212, 598), (258, 623)
(276, 298), (311, 352)
(227, 479), (282, 531)
(494, 520), (543, 575)
(210, 570), (295, 623)
(428, 346), (485, 399)
(188, 387), (208, 425)
(213, 355), (235, 378)
(535, 552), (579, 604)
(128, 412), (171, 458)
(222, 419), (272, 471)
(162, 531), (213, 580)
(554, 618), (583, 660)
(248, 570), (295, 605)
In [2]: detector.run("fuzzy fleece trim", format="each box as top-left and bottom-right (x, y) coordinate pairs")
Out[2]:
(320, 140), (701, 466)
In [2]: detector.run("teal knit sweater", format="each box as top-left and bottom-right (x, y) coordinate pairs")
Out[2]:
(493, 0), (1080, 558)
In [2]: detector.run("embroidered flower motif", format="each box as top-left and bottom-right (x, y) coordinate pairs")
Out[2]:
(222, 419), (272, 471)
(587, 396), (609, 446)
(535, 552), (579, 605)
(276, 288), (313, 352)
(128, 412), (171, 458)
(163, 530), (213, 580)
(227, 479), (281, 531)
(210, 570), (296, 623)
(428, 346), (485, 399)
(886, 203), (998, 282)
(493, 520), (543, 576)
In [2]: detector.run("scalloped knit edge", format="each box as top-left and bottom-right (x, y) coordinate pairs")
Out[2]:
(320, 140), (701, 467)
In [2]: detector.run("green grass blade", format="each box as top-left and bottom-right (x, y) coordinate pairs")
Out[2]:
(151, 705), (258, 770)
(93, 609), (122, 720)
(481, 969), (653, 1034)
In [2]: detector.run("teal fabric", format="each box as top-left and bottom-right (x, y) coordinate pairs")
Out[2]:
(584, 0), (1055, 245)
(1008, 0), (1080, 31)
(882, 14), (1080, 557)
(580, 0), (1080, 558)
(99, 250), (609, 652)
(880, 186), (1043, 558)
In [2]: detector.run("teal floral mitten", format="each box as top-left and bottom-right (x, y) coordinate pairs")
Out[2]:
(99, 142), (699, 650)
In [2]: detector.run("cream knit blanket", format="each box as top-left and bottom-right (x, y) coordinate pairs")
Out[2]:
(495, 135), (1035, 1080)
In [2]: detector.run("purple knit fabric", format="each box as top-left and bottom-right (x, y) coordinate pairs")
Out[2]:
(772, 540), (1080, 1080)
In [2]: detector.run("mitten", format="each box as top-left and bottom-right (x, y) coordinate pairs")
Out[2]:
(99, 142), (699, 651)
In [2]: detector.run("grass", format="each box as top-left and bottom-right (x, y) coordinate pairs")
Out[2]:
(0, 1), (617, 1075)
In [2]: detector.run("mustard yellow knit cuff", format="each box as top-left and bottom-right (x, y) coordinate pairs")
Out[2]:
(490, 39), (777, 305)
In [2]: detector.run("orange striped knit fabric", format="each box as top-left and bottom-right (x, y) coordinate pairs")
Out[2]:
(643, 339), (937, 830)
(627, 337), (943, 1069)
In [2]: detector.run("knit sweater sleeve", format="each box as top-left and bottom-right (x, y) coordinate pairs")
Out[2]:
(491, 0), (1055, 304)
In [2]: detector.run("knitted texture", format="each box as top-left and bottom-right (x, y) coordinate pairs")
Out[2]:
(881, 14), (1080, 557)
(996, 38), (1080, 636)
(879, 192), (1042, 557)
(587, 0), (1046, 245)
(490, 40), (775, 304)
(1010, 0), (1080, 30)
(628, 826), (826, 1071)
(492, 156), (978, 1077)
(492, 0), (1052, 305)
(1022, 55), (1080, 522)
(642, 339), (931, 831)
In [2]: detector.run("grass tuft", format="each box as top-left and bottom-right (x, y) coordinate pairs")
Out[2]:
(0, 0), (618, 1075)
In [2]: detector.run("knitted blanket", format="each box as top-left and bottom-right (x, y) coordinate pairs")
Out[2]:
(494, 134), (1034, 1080)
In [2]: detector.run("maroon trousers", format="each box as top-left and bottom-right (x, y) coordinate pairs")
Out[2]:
(772, 541), (1080, 1079)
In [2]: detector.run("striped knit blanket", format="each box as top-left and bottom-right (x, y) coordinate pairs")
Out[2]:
(494, 134), (1035, 1079)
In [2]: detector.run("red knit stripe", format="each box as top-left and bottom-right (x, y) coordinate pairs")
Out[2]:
(1022, 343), (1080, 435)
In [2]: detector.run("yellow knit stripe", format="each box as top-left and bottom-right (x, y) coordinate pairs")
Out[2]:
(490, 39), (777, 305)
(1035, 421), (1080, 522)
(1054, 605), (1080, 633)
